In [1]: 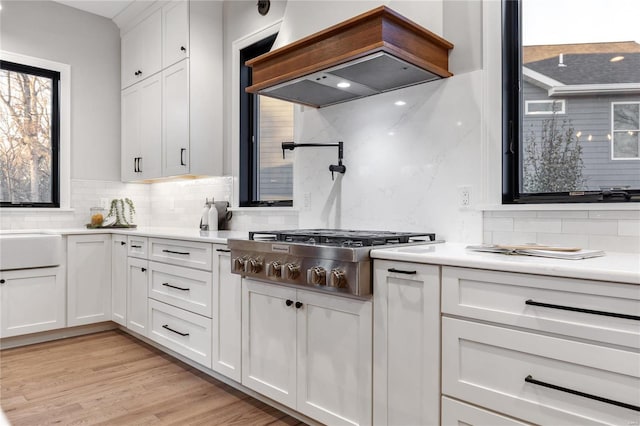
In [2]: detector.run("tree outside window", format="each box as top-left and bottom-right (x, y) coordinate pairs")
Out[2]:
(0, 61), (59, 207)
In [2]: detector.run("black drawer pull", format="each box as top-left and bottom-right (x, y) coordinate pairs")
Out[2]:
(295, 301), (303, 309)
(120, 241), (126, 246)
(285, 299), (294, 307)
(0, 279), (5, 284)
(216, 248), (231, 253)
(162, 249), (190, 255)
(141, 267), (147, 272)
(162, 324), (189, 337)
(525, 299), (640, 321)
(131, 245), (142, 248)
(525, 375), (640, 412)
(162, 282), (190, 291)
(388, 268), (417, 275)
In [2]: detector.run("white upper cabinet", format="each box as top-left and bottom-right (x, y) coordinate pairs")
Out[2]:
(162, 59), (189, 176)
(162, 0), (189, 68)
(121, 74), (162, 181)
(121, 9), (162, 90)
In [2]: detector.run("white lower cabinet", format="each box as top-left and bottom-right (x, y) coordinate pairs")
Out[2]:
(441, 266), (640, 426)
(242, 278), (372, 426)
(372, 260), (441, 426)
(111, 235), (128, 326)
(67, 235), (111, 326)
(148, 298), (212, 367)
(211, 245), (242, 382)
(441, 397), (532, 426)
(0, 266), (65, 338)
(127, 257), (149, 336)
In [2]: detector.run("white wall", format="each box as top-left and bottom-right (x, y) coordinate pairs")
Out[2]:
(0, 0), (121, 181)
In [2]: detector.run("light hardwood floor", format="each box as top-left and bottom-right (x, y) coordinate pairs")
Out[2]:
(1, 330), (306, 425)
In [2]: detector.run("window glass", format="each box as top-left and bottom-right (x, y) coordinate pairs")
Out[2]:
(256, 96), (294, 201)
(504, 0), (640, 202)
(0, 61), (59, 206)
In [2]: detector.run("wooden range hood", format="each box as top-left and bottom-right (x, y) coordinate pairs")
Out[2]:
(245, 6), (454, 108)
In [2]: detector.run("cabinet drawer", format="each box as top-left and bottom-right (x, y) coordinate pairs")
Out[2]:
(442, 317), (640, 425)
(148, 261), (212, 317)
(127, 236), (148, 259)
(149, 238), (212, 271)
(441, 397), (531, 426)
(442, 267), (640, 349)
(148, 299), (212, 368)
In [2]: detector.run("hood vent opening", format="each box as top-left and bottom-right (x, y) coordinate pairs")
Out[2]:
(245, 6), (454, 108)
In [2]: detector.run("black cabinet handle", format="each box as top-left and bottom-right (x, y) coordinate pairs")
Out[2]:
(162, 249), (190, 255)
(134, 70), (142, 76)
(180, 148), (186, 166)
(162, 282), (190, 291)
(162, 324), (189, 337)
(525, 375), (640, 412)
(180, 46), (186, 52)
(131, 245), (142, 248)
(388, 268), (417, 275)
(525, 299), (640, 321)
(295, 301), (303, 309)
(216, 249), (231, 253)
(0, 279), (5, 284)
(120, 241), (126, 246)
(137, 157), (142, 173)
(285, 299), (293, 307)
(134, 157), (138, 173)
(141, 267), (146, 272)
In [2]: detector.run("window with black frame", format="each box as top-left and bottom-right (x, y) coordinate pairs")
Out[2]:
(503, 0), (640, 203)
(0, 60), (60, 207)
(239, 33), (294, 207)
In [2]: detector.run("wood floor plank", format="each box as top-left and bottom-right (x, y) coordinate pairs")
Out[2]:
(1, 330), (307, 426)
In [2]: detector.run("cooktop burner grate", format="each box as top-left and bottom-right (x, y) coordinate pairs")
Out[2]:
(249, 229), (436, 247)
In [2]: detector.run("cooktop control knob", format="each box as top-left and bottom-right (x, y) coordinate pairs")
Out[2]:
(285, 263), (300, 280)
(307, 266), (327, 285)
(266, 261), (282, 278)
(233, 257), (246, 273)
(245, 258), (263, 274)
(329, 269), (347, 288)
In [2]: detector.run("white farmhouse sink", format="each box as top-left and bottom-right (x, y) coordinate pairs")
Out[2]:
(0, 233), (62, 270)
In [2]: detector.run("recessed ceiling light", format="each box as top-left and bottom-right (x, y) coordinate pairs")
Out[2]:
(394, 100), (406, 106)
(588, 134), (592, 141)
(610, 56), (625, 62)
(337, 82), (351, 88)
(576, 131), (582, 138)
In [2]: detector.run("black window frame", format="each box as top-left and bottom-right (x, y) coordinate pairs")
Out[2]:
(239, 33), (293, 208)
(0, 60), (60, 208)
(501, 0), (640, 204)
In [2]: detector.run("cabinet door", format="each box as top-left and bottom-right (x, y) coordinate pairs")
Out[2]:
(67, 235), (111, 326)
(373, 260), (441, 426)
(211, 245), (242, 382)
(121, 9), (161, 89)
(162, 59), (189, 177)
(0, 267), (65, 338)
(242, 279), (297, 408)
(162, 0), (189, 68)
(139, 74), (162, 179)
(296, 290), (373, 426)
(127, 257), (148, 336)
(111, 235), (128, 326)
(121, 84), (141, 182)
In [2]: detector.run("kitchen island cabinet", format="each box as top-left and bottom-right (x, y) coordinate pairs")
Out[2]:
(242, 278), (372, 426)
(67, 234), (112, 327)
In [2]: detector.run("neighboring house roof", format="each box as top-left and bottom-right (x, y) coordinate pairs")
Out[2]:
(523, 41), (640, 63)
(522, 41), (640, 95)
(525, 52), (640, 85)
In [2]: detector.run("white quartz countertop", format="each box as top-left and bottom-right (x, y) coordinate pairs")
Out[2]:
(0, 227), (249, 245)
(371, 242), (640, 285)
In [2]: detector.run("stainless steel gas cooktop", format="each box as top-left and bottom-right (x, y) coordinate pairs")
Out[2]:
(228, 229), (440, 298)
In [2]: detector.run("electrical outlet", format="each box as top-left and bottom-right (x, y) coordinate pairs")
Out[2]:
(100, 198), (109, 209)
(458, 186), (471, 208)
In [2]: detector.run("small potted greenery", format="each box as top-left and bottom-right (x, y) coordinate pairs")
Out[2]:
(87, 198), (136, 228)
